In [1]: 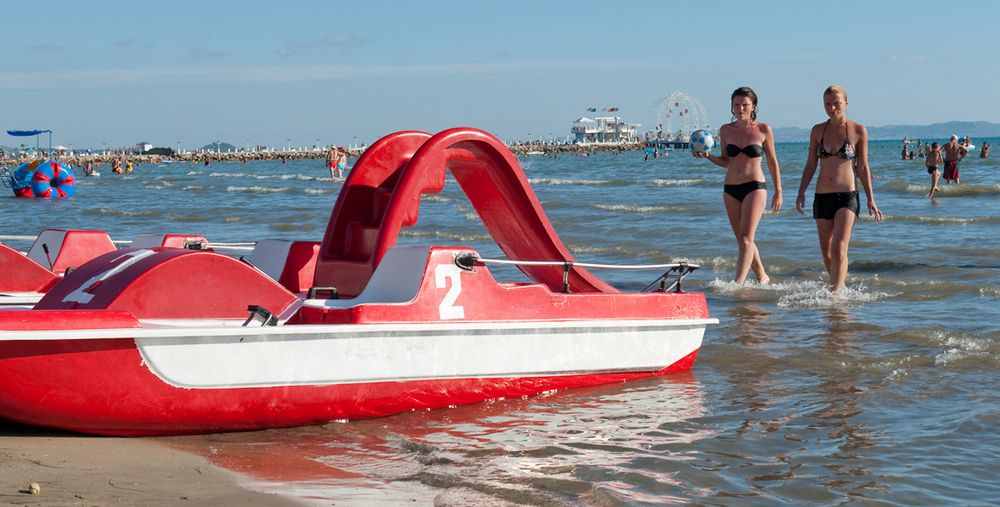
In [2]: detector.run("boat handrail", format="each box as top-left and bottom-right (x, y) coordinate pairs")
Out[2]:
(455, 253), (699, 293)
(464, 255), (699, 271)
(0, 235), (255, 251)
(0, 235), (38, 242)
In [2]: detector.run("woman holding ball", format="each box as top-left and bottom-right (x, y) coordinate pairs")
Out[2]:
(795, 85), (883, 292)
(693, 86), (783, 285)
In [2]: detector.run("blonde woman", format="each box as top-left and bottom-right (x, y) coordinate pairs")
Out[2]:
(795, 85), (883, 291)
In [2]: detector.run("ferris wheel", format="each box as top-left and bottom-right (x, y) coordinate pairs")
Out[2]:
(650, 92), (710, 141)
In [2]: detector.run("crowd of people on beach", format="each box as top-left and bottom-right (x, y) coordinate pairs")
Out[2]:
(694, 85), (882, 293)
(901, 135), (990, 197)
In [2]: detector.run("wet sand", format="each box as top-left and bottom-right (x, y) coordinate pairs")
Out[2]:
(0, 420), (302, 507)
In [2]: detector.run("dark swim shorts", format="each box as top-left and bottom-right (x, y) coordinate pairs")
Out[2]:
(813, 191), (860, 220)
(926, 166), (938, 174)
(943, 160), (959, 180)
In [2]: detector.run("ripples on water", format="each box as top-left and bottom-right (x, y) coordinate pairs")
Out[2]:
(5, 141), (1000, 504)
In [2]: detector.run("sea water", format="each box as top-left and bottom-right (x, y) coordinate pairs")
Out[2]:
(4, 139), (1000, 505)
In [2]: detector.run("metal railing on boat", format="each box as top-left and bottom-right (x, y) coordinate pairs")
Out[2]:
(454, 253), (699, 293)
(0, 235), (255, 252)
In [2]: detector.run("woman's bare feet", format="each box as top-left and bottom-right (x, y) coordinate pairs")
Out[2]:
(754, 271), (770, 285)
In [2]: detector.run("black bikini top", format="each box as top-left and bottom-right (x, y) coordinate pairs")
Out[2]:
(726, 143), (764, 158)
(818, 121), (856, 160)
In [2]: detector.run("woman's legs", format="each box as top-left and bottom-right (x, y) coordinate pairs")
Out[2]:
(724, 189), (768, 284)
(815, 208), (856, 291)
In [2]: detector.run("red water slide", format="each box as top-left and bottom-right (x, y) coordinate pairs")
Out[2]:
(313, 127), (616, 297)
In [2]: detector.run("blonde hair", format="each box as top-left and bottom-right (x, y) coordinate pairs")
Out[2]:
(824, 85), (848, 100)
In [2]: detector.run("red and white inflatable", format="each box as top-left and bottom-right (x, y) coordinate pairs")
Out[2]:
(0, 128), (717, 436)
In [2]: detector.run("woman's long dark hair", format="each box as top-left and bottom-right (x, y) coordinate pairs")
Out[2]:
(731, 86), (758, 121)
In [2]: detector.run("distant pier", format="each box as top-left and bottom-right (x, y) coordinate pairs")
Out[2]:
(646, 140), (690, 150)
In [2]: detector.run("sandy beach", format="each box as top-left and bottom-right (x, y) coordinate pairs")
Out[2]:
(0, 420), (301, 507)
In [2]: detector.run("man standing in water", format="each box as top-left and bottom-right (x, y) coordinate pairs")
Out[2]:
(942, 135), (967, 184)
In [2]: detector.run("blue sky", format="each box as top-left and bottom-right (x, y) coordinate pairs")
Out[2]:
(2, 0), (997, 149)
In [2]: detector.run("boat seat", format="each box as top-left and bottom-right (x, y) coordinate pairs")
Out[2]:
(303, 246), (429, 309)
(26, 229), (116, 275)
(243, 239), (319, 294)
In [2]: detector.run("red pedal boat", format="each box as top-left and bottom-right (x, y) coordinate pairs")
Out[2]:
(0, 128), (717, 436)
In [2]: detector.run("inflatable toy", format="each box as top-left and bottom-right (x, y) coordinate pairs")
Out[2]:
(29, 161), (75, 199)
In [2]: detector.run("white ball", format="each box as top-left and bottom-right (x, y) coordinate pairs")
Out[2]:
(689, 129), (715, 154)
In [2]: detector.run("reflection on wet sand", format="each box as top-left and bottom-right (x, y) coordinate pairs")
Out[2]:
(807, 307), (885, 497)
(726, 303), (783, 431)
(731, 303), (774, 347)
(825, 307), (858, 352)
(160, 373), (708, 505)
(692, 302), (891, 501)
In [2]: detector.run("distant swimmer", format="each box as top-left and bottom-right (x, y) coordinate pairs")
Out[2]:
(326, 145), (340, 179)
(926, 142), (943, 198)
(337, 147), (348, 177)
(693, 86), (782, 285)
(942, 135), (967, 184)
(980, 141), (990, 159)
(795, 85), (883, 292)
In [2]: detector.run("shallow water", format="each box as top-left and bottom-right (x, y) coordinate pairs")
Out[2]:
(4, 139), (1000, 505)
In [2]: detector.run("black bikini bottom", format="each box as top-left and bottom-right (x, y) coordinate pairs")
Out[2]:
(812, 191), (859, 220)
(723, 181), (766, 202)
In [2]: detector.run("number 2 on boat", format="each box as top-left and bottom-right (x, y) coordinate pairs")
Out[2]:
(434, 263), (465, 320)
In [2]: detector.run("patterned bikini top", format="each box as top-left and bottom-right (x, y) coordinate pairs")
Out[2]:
(818, 121), (856, 160)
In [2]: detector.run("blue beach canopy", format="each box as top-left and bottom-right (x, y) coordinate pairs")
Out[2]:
(7, 129), (52, 136)
(6, 129), (53, 152)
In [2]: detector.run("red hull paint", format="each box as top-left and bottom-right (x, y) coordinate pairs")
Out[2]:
(0, 334), (698, 436)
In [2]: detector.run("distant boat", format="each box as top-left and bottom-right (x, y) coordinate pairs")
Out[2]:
(525, 150), (545, 155)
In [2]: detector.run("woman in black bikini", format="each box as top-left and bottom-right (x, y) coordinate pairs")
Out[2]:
(795, 85), (883, 292)
(694, 86), (782, 285)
